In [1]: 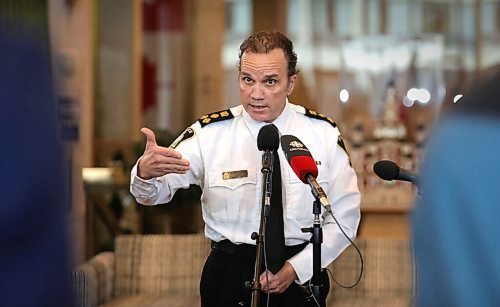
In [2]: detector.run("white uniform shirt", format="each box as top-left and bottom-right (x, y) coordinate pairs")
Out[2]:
(130, 102), (361, 284)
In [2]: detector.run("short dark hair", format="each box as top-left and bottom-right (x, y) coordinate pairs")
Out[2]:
(238, 31), (299, 77)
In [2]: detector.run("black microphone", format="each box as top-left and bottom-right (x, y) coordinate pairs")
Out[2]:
(257, 124), (279, 208)
(280, 135), (332, 214)
(257, 124), (279, 152)
(373, 160), (418, 185)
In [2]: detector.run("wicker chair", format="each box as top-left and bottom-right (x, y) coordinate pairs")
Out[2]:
(327, 237), (415, 307)
(73, 234), (414, 307)
(73, 233), (210, 307)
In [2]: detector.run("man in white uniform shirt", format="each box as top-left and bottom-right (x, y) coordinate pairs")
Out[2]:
(130, 31), (360, 307)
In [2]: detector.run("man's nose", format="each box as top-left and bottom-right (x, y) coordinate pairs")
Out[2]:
(250, 83), (265, 100)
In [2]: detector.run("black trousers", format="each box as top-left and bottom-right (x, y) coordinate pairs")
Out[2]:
(200, 241), (330, 307)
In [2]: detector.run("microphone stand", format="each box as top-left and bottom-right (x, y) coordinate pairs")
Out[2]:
(248, 150), (274, 307)
(302, 188), (324, 306)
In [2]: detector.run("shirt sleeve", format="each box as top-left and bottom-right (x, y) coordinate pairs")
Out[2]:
(287, 127), (361, 285)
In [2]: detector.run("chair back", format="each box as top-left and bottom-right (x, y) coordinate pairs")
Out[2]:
(114, 233), (211, 297)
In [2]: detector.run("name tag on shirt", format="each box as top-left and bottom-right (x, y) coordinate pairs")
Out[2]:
(222, 170), (248, 180)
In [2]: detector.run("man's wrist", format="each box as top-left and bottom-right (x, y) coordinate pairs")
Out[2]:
(137, 157), (153, 180)
(283, 261), (298, 281)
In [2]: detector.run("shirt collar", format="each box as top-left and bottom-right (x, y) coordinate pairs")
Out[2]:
(242, 99), (291, 138)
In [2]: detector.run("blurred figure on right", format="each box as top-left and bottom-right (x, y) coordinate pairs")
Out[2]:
(412, 70), (500, 307)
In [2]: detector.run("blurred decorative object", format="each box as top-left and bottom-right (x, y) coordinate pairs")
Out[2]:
(340, 80), (421, 213)
(373, 83), (407, 140)
(339, 34), (445, 120)
(336, 34), (447, 212)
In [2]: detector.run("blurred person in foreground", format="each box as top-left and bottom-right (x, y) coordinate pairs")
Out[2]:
(412, 70), (500, 306)
(130, 31), (360, 307)
(0, 2), (72, 306)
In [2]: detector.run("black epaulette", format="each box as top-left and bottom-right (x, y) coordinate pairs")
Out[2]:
(304, 107), (337, 128)
(198, 109), (234, 127)
(337, 134), (352, 167)
(169, 127), (195, 149)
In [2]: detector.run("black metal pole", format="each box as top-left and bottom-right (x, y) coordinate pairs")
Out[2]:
(311, 199), (323, 306)
(249, 151), (274, 307)
(302, 199), (324, 306)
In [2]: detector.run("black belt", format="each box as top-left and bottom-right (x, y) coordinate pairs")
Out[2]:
(211, 239), (309, 259)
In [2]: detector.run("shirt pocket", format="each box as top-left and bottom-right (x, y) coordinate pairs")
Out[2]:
(205, 168), (258, 221)
(286, 164), (330, 220)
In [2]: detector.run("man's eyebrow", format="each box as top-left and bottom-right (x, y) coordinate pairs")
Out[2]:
(240, 71), (280, 79)
(264, 74), (280, 79)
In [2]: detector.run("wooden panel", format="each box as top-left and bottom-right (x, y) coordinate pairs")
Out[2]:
(252, 0), (287, 33)
(190, 0), (225, 119)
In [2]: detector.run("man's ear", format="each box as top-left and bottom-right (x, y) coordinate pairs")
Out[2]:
(287, 74), (297, 95)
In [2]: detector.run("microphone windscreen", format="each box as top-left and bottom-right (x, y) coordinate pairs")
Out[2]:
(289, 155), (318, 183)
(373, 160), (400, 181)
(280, 135), (318, 183)
(257, 124), (279, 151)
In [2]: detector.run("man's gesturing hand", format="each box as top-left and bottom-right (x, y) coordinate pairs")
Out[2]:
(137, 127), (190, 180)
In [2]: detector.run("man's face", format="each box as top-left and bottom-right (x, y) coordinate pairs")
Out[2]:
(239, 48), (296, 123)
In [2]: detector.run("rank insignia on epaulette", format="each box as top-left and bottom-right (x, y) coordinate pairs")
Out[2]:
(304, 108), (337, 128)
(337, 134), (352, 166)
(198, 109), (234, 127)
(170, 127), (195, 149)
